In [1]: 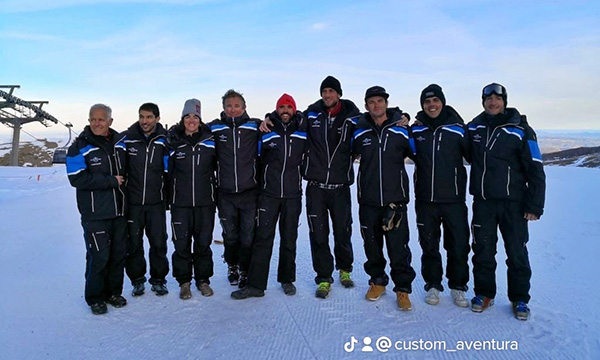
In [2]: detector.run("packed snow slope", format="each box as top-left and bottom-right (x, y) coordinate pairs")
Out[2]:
(0, 165), (598, 359)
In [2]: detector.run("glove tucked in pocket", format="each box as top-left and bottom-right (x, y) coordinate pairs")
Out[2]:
(382, 202), (403, 231)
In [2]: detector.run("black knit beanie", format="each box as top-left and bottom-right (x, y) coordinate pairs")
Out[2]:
(320, 76), (342, 96)
(420, 84), (446, 109)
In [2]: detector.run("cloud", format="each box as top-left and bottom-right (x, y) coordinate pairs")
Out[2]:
(309, 22), (328, 32)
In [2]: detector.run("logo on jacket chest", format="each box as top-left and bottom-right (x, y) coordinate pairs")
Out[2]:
(472, 134), (482, 143)
(312, 120), (321, 127)
(176, 151), (186, 159)
(362, 138), (372, 146)
(416, 136), (426, 142)
(89, 156), (102, 166)
(219, 134), (228, 142)
(268, 142), (277, 148)
(127, 147), (138, 156)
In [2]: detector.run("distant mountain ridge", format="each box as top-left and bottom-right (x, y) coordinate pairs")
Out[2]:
(542, 146), (600, 168)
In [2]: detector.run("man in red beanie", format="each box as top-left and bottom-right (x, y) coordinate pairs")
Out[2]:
(232, 93), (307, 299)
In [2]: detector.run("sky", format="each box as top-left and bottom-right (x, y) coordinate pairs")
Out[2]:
(0, 0), (599, 137)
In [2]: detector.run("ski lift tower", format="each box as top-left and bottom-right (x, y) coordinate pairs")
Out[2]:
(0, 85), (59, 166)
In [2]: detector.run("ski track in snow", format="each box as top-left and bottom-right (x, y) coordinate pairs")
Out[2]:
(0, 165), (598, 359)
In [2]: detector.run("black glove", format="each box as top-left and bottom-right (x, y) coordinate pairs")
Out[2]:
(382, 203), (403, 231)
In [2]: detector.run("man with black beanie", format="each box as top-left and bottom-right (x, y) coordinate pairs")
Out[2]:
(304, 75), (360, 298)
(467, 83), (546, 320)
(411, 84), (471, 308)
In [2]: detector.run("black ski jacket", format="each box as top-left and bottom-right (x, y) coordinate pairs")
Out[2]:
(467, 108), (546, 216)
(166, 123), (217, 208)
(207, 112), (261, 194)
(66, 126), (127, 220)
(352, 108), (416, 206)
(121, 122), (168, 206)
(303, 99), (360, 185)
(259, 111), (307, 199)
(411, 106), (469, 203)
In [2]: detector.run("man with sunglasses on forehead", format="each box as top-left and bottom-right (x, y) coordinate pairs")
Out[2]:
(467, 83), (546, 321)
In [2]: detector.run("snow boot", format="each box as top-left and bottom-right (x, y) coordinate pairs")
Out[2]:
(451, 289), (469, 308)
(365, 284), (385, 301)
(180, 282), (192, 300)
(227, 265), (239, 286)
(282, 283), (296, 296)
(315, 282), (331, 299)
(197, 282), (214, 297)
(238, 271), (248, 289)
(90, 302), (107, 315)
(471, 295), (494, 312)
(106, 295), (127, 308)
(151, 283), (169, 296)
(231, 286), (265, 300)
(512, 302), (530, 321)
(131, 283), (145, 297)
(396, 291), (412, 311)
(425, 288), (440, 305)
(339, 270), (355, 288)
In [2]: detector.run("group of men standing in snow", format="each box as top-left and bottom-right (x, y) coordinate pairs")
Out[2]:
(66, 76), (545, 321)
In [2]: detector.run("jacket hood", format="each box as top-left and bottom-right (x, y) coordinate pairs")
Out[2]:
(167, 122), (211, 147)
(267, 111), (303, 130)
(357, 107), (403, 129)
(416, 105), (465, 128)
(219, 111), (250, 126)
(472, 107), (522, 127)
(125, 121), (167, 140)
(306, 98), (360, 116)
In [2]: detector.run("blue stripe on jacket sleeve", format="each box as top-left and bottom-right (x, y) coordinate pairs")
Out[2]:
(163, 155), (169, 172)
(528, 140), (543, 163)
(409, 138), (416, 155)
(66, 153), (86, 175)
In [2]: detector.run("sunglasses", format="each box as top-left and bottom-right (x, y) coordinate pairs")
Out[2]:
(482, 84), (505, 97)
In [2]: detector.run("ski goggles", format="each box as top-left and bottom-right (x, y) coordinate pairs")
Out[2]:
(482, 83), (506, 97)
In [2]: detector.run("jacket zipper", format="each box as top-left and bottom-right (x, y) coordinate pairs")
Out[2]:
(325, 113), (331, 184)
(506, 165), (511, 196)
(233, 121), (239, 192)
(142, 146), (149, 205)
(378, 131), (384, 206)
(281, 130), (288, 197)
(454, 167), (458, 196)
(264, 164), (269, 189)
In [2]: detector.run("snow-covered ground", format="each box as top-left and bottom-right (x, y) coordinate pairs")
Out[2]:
(0, 164), (598, 359)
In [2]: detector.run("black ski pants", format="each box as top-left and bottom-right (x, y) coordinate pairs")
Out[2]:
(247, 195), (301, 290)
(471, 199), (532, 303)
(171, 205), (216, 285)
(359, 204), (415, 293)
(81, 216), (127, 306)
(416, 201), (470, 292)
(125, 203), (169, 286)
(306, 184), (353, 284)
(218, 189), (257, 272)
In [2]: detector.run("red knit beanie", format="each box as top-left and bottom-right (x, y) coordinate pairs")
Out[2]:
(276, 93), (297, 113)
